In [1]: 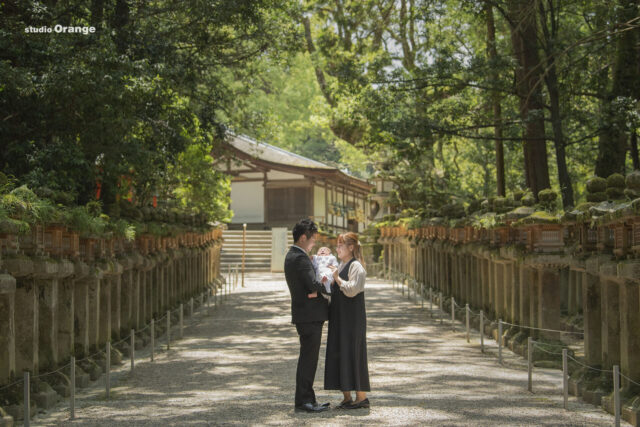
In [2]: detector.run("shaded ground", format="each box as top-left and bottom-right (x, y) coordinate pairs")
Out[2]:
(36, 273), (623, 426)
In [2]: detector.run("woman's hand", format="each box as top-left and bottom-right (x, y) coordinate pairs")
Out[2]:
(307, 292), (317, 299)
(328, 265), (340, 284)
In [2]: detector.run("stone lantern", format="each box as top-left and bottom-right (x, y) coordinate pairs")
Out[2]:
(370, 173), (396, 221)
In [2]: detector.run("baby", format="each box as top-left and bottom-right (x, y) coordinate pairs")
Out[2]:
(311, 246), (338, 295)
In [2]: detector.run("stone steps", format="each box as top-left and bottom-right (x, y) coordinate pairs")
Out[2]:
(221, 229), (293, 272)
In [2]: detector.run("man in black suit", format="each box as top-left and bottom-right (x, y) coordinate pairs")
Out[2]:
(284, 219), (330, 413)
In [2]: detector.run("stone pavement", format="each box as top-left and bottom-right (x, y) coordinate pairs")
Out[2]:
(35, 273), (624, 426)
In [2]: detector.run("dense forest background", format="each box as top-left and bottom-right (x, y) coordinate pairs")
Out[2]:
(1, 0), (639, 224)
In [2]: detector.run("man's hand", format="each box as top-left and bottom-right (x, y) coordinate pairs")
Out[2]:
(307, 292), (317, 298)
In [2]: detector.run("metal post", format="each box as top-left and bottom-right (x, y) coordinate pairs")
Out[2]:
(24, 371), (30, 427)
(151, 319), (155, 362)
(180, 304), (184, 338)
(498, 319), (503, 365)
(562, 348), (568, 410)
(106, 341), (111, 398)
(614, 365), (621, 427)
(451, 297), (455, 331)
(527, 337), (533, 392)
(439, 292), (443, 325)
(242, 223), (246, 287)
(166, 310), (171, 350)
(480, 311), (484, 353)
(130, 329), (135, 370)
(190, 297), (194, 317)
(465, 304), (470, 343)
(429, 287), (433, 316)
(70, 357), (75, 420)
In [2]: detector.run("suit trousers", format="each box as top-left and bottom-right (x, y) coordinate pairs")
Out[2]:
(294, 321), (324, 406)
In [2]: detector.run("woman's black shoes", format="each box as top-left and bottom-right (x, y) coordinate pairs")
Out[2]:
(345, 398), (370, 409)
(335, 399), (353, 409)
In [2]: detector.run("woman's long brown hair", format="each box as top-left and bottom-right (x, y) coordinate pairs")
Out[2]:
(338, 232), (365, 268)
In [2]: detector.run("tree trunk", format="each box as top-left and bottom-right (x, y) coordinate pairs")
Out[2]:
(303, 17), (335, 108)
(90, 0), (104, 28)
(486, 2), (505, 197)
(631, 131), (640, 170)
(595, 0), (638, 177)
(540, 1), (574, 208)
(508, 0), (550, 199)
(113, 0), (130, 54)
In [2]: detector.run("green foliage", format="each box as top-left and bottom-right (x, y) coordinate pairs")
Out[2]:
(169, 132), (232, 223)
(1, 0), (298, 208)
(227, 52), (372, 177)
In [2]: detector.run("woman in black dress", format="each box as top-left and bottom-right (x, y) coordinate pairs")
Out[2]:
(324, 232), (370, 409)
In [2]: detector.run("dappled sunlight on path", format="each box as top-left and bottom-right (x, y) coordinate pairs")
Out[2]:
(36, 273), (621, 426)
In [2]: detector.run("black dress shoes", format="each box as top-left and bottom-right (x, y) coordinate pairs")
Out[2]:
(295, 402), (329, 413)
(315, 401), (330, 408)
(345, 398), (370, 409)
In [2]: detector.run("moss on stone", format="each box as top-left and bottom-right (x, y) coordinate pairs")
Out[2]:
(626, 170), (640, 190)
(521, 193), (536, 206)
(586, 191), (607, 203)
(606, 187), (625, 200)
(586, 177), (607, 193)
(514, 210), (562, 226)
(624, 188), (640, 200)
(606, 173), (625, 188)
(538, 189), (557, 202)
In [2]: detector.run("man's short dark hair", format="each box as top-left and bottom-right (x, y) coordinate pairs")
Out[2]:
(293, 218), (318, 243)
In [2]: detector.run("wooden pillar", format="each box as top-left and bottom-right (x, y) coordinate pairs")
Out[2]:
(582, 272), (602, 366)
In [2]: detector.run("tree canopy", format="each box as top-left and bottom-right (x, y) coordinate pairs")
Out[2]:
(2, 0), (639, 223)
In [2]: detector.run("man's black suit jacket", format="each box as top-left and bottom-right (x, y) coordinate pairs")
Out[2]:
(284, 246), (328, 324)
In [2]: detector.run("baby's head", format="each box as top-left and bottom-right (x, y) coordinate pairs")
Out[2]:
(316, 247), (332, 256)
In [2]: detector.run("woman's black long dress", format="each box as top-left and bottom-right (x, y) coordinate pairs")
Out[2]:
(324, 257), (370, 392)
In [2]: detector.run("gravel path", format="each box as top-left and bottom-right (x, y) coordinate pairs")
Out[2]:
(35, 273), (623, 426)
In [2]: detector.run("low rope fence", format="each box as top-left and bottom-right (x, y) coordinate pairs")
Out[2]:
(4, 263), (243, 426)
(386, 268), (632, 427)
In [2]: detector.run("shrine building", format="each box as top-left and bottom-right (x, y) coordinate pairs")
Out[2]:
(215, 133), (375, 233)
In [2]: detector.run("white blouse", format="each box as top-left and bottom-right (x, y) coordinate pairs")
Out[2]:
(336, 259), (367, 298)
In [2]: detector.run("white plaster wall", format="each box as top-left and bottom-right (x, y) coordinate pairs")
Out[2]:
(267, 170), (304, 180)
(230, 181), (264, 223)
